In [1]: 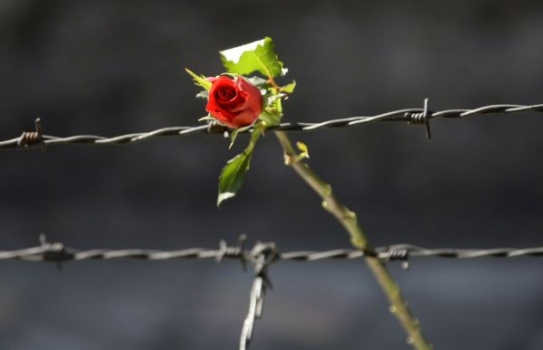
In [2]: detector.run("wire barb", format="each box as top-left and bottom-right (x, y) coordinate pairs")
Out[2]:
(1, 103), (541, 150)
(3, 240), (543, 262)
(3, 236), (543, 348)
(379, 246), (411, 270)
(38, 233), (69, 270)
(17, 118), (46, 151)
(217, 235), (248, 271)
(240, 242), (278, 350)
(405, 98), (432, 139)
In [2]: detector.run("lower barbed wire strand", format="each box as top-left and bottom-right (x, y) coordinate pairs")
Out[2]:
(3, 244), (543, 262)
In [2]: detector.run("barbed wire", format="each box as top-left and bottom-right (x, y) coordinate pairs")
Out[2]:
(3, 234), (543, 350)
(3, 237), (543, 264)
(240, 241), (277, 350)
(2, 101), (542, 150)
(2, 101), (541, 349)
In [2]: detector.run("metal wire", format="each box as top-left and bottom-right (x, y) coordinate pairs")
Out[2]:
(240, 242), (277, 350)
(1, 101), (542, 150)
(2, 101), (541, 349)
(3, 235), (543, 350)
(3, 238), (543, 264)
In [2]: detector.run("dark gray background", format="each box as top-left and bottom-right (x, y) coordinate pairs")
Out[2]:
(1, 0), (543, 349)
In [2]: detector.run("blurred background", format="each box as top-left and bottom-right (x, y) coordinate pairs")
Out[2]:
(1, 0), (543, 349)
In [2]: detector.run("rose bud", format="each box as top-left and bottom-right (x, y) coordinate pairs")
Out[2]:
(206, 76), (263, 129)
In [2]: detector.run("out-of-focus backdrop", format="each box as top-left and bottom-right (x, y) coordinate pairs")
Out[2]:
(1, 1), (543, 349)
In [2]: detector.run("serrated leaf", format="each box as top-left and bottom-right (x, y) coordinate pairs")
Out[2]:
(217, 150), (253, 207)
(220, 37), (287, 78)
(280, 80), (296, 94)
(185, 68), (212, 91)
(245, 76), (269, 88)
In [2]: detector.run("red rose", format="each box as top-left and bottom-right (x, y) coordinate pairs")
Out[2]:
(206, 76), (262, 129)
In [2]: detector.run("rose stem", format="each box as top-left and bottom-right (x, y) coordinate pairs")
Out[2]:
(274, 130), (432, 350)
(267, 76), (281, 91)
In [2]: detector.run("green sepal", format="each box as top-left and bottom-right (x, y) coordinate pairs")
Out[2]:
(220, 37), (286, 79)
(257, 92), (285, 126)
(227, 123), (254, 149)
(259, 107), (282, 126)
(198, 114), (213, 122)
(185, 68), (212, 91)
(196, 90), (209, 99)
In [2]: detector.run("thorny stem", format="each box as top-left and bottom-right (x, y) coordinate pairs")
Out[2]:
(274, 130), (432, 350)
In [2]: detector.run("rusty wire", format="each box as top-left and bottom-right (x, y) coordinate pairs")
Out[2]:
(1, 102), (542, 150)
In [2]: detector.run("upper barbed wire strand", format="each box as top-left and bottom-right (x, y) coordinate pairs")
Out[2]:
(1, 103), (542, 150)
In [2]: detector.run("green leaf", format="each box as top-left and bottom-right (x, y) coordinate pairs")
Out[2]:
(217, 150), (253, 207)
(245, 76), (270, 91)
(220, 37), (287, 78)
(216, 123), (266, 206)
(296, 141), (310, 159)
(259, 107), (282, 126)
(280, 80), (296, 94)
(185, 68), (212, 91)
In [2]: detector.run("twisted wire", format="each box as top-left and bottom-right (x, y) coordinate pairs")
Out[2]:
(4, 237), (543, 350)
(1, 102), (542, 150)
(240, 242), (277, 350)
(2, 243), (543, 262)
